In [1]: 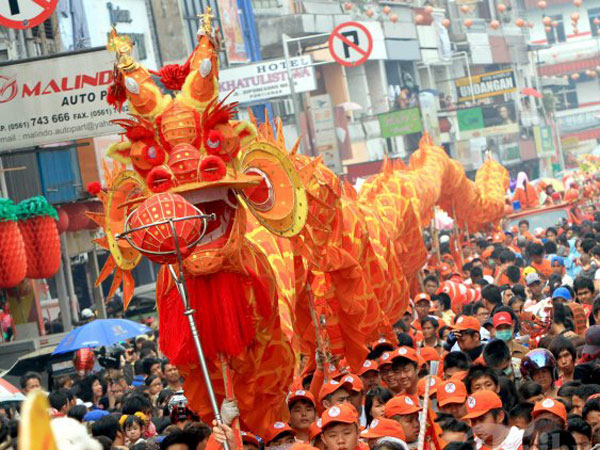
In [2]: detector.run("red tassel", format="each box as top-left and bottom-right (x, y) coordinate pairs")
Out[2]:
(87, 181), (102, 196)
(159, 272), (260, 364)
(150, 60), (191, 91)
(107, 83), (127, 112)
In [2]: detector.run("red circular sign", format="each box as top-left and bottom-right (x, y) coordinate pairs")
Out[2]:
(0, 0), (59, 30)
(328, 21), (373, 67)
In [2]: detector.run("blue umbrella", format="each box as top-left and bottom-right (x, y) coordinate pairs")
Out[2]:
(53, 319), (152, 354)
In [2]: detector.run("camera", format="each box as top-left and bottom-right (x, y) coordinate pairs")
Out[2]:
(94, 344), (126, 369)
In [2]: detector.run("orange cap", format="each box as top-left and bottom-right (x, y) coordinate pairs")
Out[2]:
(358, 359), (379, 376)
(263, 422), (296, 445)
(378, 350), (397, 368)
(462, 391), (502, 419)
(452, 316), (480, 332)
(439, 264), (452, 276)
(340, 374), (364, 393)
(436, 380), (467, 407)
(318, 379), (352, 403)
(393, 346), (420, 365)
(414, 293), (431, 306)
(384, 395), (422, 418)
(492, 232), (504, 244)
(360, 418), (406, 441)
(321, 404), (360, 430)
(418, 347), (440, 363)
(241, 431), (261, 448)
(288, 389), (316, 408)
(532, 398), (567, 424)
(417, 375), (441, 398)
(308, 419), (322, 441)
(371, 337), (396, 350)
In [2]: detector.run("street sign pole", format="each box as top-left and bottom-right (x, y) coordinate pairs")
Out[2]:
(282, 34), (304, 150)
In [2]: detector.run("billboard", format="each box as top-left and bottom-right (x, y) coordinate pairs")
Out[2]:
(217, 0), (250, 64)
(457, 104), (518, 139)
(219, 56), (316, 104)
(378, 108), (423, 138)
(0, 48), (126, 152)
(455, 69), (517, 103)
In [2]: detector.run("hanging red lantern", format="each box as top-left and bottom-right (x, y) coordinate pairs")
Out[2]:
(390, 13), (399, 23)
(537, 0), (547, 8)
(344, 2), (353, 10)
(62, 203), (90, 232)
(55, 207), (69, 234)
(515, 18), (526, 27)
(442, 18), (451, 27)
(365, 8), (374, 17)
(84, 201), (104, 230)
(490, 20), (500, 29)
(415, 14), (425, 24)
(574, 0), (582, 6)
(0, 199), (27, 289)
(127, 193), (206, 265)
(16, 196), (61, 280)
(497, 3), (507, 12)
(460, 4), (470, 13)
(424, 5), (433, 14)
(464, 18), (474, 27)
(382, 5), (391, 14)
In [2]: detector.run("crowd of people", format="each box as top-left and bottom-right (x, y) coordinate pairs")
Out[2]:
(4, 211), (600, 450)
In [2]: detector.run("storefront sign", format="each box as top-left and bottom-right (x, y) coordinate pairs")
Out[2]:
(378, 107), (423, 138)
(219, 56), (316, 104)
(309, 94), (343, 174)
(0, 48), (126, 152)
(533, 125), (555, 157)
(455, 69), (517, 103)
(556, 104), (600, 134)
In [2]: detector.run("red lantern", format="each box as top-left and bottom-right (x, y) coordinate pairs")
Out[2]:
(390, 14), (399, 23)
(464, 18), (474, 28)
(382, 5), (391, 14)
(515, 18), (525, 27)
(460, 4), (470, 13)
(55, 207), (69, 234)
(63, 203), (90, 232)
(344, 2), (353, 10)
(574, 0), (582, 6)
(128, 193), (206, 264)
(85, 201), (104, 230)
(490, 20), (500, 29)
(0, 200), (26, 288)
(424, 5), (433, 13)
(365, 8), (374, 17)
(415, 14), (425, 24)
(497, 3), (507, 12)
(537, 0), (547, 8)
(16, 196), (61, 280)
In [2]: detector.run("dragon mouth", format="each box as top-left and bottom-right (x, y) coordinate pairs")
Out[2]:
(179, 186), (238, 248)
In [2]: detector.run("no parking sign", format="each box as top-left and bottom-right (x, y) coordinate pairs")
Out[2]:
(328, 21), (373, 67)
(0, 0), (59, 30)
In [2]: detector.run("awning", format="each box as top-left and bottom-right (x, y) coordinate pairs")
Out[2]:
(539, 56), (600, 76)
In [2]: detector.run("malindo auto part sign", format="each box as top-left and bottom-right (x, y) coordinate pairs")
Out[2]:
(455, 69), (517, 103)
(0, 47), (126, 152)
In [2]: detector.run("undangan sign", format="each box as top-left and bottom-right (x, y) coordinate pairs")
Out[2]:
(455, 69), (517, 103)
(0, 47), (125, 152)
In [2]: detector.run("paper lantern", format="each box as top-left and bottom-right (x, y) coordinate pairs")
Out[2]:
(442, 18), (451, 28)
(572, 73), (580, 80)
(62, 203), (90, 232)
(497, 4), (507, 12)
(415, 14), (425, 24)
(574, 0), (582, 6)
(365, 8), (374, 17)
(515, 18), (525, 27)
(490, 20), (500, 29)
(127, 192), (206, 264)
(460, 4), (470, 13)
(542, 16), (552, 25)
(344, 2), (353, 10)
(0, 199), (27, 288)
(390, 14), (399, 23)
(16, 196), (61, 280)
(464, 18), (474, 27)
(55, 207), (69, 234)
(537, 0), (547, 8)
(382, 5), (391, 14)
(424, 5), (433, 13)
(84, 201), (104, 230)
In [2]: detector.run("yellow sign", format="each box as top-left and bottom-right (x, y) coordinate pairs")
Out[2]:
(455, 69), (517, 103)
(18, 391), (58, 450)
(561, 136), (579, 149)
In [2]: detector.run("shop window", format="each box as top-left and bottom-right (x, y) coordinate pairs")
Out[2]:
(552, 80), (578, 111)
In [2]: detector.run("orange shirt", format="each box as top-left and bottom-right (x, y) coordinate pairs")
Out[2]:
(513, 185), (539, 209)
(532, 259), (553, 278)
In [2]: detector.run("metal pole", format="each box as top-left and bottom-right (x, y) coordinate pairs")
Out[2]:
(60, 234), (79, 322)
(166, 220), (229, 450)
(54, 260), (73, 332)
(90, 249), (106, 319)
(282, 34), (304, 152)
(462, 52), (476, 103)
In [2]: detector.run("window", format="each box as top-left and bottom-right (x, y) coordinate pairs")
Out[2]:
(552, 79), (578, 111)
(589, 7), (600, 36)
(545, 15), (566, 44)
